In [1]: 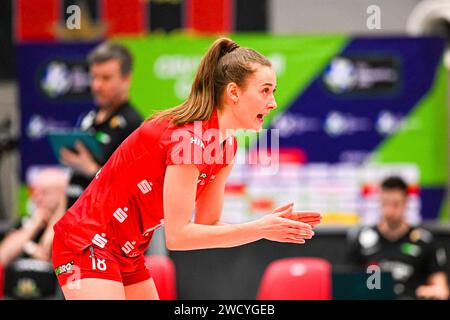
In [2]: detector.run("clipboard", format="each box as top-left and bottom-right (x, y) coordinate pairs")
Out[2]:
(47, 130), (102, 160)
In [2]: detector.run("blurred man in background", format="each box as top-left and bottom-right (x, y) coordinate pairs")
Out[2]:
(60, 42), (143, 208)
(347, 176), (449, 300)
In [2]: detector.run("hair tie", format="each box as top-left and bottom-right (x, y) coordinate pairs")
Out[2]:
(227, 43), (240, 53)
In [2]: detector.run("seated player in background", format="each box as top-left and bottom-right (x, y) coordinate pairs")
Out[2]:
(347, 176), (449, 300)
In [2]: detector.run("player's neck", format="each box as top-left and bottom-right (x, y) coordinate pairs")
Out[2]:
(217, 107), (238, 144)
(378, 219), (410, 242)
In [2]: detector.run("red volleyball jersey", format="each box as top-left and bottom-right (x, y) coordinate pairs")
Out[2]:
(54, 109), (237, 258)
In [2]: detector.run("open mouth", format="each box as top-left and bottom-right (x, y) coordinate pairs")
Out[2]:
(256, 114), (264, 123)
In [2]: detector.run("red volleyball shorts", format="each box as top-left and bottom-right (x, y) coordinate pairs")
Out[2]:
(52, 231), (151, 288)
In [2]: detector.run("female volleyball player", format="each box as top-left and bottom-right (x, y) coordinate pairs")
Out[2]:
(52, 37), (322, 300)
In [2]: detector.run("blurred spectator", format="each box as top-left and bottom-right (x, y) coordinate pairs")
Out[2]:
(0, 117), (18, 222)
(0, 168), (68, 299)
(60, 42), (143, 208)
(0, 168), (68, 266)
(347, 176), (449, 300)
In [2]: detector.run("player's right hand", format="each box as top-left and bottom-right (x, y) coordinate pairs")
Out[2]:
(273, 203), (322, 228)
(254, 205), (315, 244)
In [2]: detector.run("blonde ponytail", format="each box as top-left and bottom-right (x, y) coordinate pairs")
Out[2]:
(152, 37), (271, 126)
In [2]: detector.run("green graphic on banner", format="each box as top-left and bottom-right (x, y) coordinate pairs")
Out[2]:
(439, 195), (449, 221)
(367, 64), (448, 186)
(366, 63), (448, 221)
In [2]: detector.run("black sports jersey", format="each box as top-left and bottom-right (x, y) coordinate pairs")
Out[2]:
(3, 217), (58, 299)
(347, 225), (448, 299)
(66, 101), (143, 207)
(11, 217), (46, 259)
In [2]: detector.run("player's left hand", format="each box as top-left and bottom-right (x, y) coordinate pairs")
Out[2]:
(273, 203), (323, 228)
(60, 141), (100, 177)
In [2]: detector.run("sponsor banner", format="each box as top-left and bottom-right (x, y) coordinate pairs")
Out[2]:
(17, 42), (98, 180)
(18, 35), (447, 222)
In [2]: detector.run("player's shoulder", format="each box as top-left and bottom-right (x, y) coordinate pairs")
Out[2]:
(408, 227), (435, 244)
(168, 122), (205, 144)
(141, 119), (203, 153)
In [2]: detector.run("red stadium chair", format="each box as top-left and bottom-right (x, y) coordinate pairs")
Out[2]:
(144, 255), (177, 300)
(257, 257), (332, 300)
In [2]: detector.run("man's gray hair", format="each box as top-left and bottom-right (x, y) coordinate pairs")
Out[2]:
(87, 42), (133, 76)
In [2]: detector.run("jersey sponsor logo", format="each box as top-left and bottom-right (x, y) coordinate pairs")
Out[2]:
(113, 207), (128, 223)
(359, 228), (380, 256)
(359, 228), (379, 249)
(80, 111), (96, 130)
(137, 180), (153, 194)
(96, 131), (111, 144)
(92, 233), (108, 248)
(121, 241), (136, 255)
(190, 137), (206, 149)
(197, 172), (210, 185)
(110, 115), (127, 129)
(400, 243), (421, 257)
(54, 260), (74, 276)
(380, 261), (414, 282)
(410, 228), (433, 243)
(170, 124), (238, 166)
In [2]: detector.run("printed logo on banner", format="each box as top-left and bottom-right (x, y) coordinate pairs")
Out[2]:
(376, 110), (405, 135)
(324, 111), (372, 137)
(39, 60), (91, 99)
(26, 115), (71, 140)
(272, 112), (321, 138)
(322, 55), (400, 94)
